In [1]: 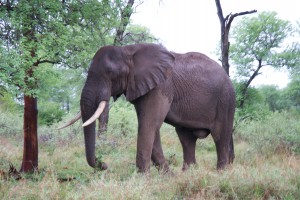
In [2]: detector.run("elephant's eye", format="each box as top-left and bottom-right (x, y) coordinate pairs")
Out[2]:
(105, 66), (115, 76)
(105, 62), (123, 77)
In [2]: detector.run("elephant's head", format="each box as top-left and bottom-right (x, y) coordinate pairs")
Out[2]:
(80, 44), (174, 169)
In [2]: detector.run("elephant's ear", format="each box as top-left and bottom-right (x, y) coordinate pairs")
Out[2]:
(125, 44), (174, 101)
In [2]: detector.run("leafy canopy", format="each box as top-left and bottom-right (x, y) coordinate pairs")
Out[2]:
(0, 0), (157, 125)
(0, 0), (123, 95)
(230, 11), (296, 81)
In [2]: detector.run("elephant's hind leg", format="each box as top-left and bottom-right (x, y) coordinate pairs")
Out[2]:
(212, 120), (234, 170)
(176, 127), (197, 171)
(229, 134), (235, 164)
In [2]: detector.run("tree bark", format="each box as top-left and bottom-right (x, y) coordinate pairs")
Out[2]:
(215, 0), (257, 76)
(20, 43), (39, 172)
(20, 95), (38, 172)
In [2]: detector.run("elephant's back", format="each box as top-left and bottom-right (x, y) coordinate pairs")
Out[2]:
(171, 52), (228, 91)
(172, 52), (224, 75)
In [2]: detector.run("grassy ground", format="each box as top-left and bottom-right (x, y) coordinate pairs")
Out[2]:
(1, 104), (300, 199)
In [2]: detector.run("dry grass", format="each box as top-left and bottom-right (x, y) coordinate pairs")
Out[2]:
(1, 107), (300, 199)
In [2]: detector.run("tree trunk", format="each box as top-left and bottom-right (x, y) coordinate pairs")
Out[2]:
(113, 0), (135, 45)
(215, 0), (257, 76)
(221, 27), (230, 75)
(239, 60), (263, 108)
(20, 50), (39, 172)
(20, 95), (38, 172)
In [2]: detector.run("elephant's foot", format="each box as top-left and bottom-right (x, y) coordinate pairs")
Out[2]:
(182, 163), (189, 171)
(154, 162), (171, 174)
(182, 161), (197, 171)
(137, 166), (150, 173)
(216, 158), (229, 170)
(137, 163), (174, 176)
(136, 150), (152, 173)
(215, 139), (233, 170)
(136, 160), (151, 173)
(229, 152), (235, 164)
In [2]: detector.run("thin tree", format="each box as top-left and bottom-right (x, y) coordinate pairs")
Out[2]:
(215, 0), (256, 76)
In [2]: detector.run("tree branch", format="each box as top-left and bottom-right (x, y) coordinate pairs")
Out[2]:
(226, 10), (257, 30)
(224, 12), (231, 23)
(0, 0), (14, 11)
(37, 59), (61, 65)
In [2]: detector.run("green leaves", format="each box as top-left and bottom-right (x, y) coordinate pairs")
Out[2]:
(1, 0), (120, 101)
(1, 0), (157, 121)
(122, 24), (158, 45)
(230, 11), (300, 110)
(231, 11), (296, 80)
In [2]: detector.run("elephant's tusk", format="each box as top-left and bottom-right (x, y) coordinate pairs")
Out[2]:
(57, 112), (82, 130)
(82, 101), (106, 127)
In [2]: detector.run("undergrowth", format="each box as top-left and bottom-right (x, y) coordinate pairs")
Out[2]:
(235, 111), (300, 155)
(1, 104), (300, 199)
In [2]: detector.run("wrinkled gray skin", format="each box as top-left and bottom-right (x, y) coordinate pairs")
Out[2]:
(80, 43), (235, 172)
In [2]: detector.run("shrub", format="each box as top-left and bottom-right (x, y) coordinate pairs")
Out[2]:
(107, 99), (137, 137)
(235, 111), (300, 155)
(39, 102), (65, 126)
(0, 111), (22, 137)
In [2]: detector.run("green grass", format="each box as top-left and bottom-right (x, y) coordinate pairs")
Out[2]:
(1, 104), (300, 199)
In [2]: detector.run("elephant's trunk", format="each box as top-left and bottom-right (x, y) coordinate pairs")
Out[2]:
(83, 122), (97, 167)
(80, 84), (109, 170)
(81, 105), (108, 170)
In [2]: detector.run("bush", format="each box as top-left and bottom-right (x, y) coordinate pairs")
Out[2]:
(0, 111), (22, 137)
(107, 99), (137, 137)
(39, 102), (65, 126)
(235, 111), (300, 155)
(0, 91), (22, 113)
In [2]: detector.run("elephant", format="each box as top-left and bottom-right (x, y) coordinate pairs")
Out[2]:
(63, 43), (236, 173)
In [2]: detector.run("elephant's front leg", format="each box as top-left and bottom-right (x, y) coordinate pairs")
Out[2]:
(134, 88), (171, 173)
(136, 126), (157, 172)
(151, 130), (169, 172)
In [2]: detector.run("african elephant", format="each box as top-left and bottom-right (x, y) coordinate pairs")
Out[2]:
(71, 43), (235, 172)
